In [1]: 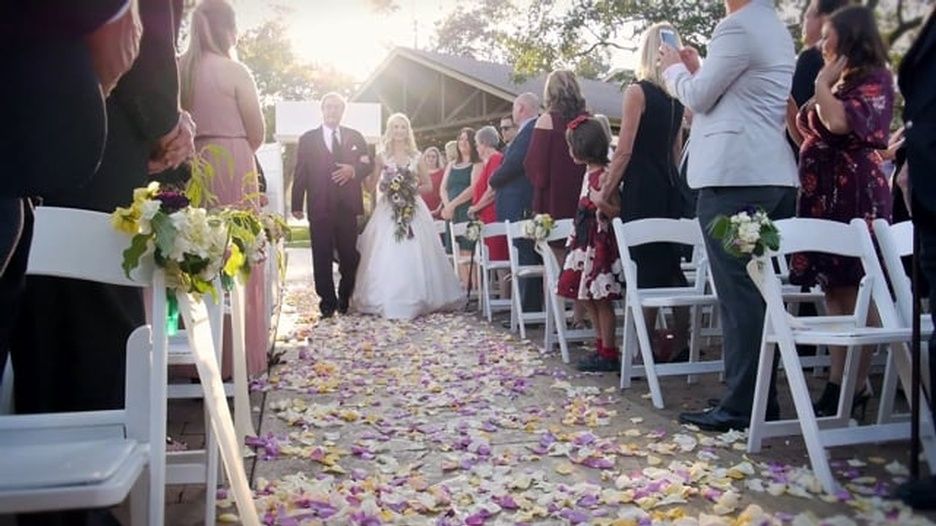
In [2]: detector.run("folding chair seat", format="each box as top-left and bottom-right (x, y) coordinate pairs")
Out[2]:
(746, 218), (936, 493)
(477, 222), (512, 321)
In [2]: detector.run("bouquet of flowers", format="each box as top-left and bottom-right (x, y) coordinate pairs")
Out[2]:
(378, 165), (419, 242)
(465, 220), (484, 243)
(260, 211), (290, 244)
(523, 213), (556, 242)
(112, 182), (229, 299)
(708, 206), (780, 258)
(217, 208), (267, 287)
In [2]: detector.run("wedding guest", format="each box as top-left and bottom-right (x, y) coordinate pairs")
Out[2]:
(444, 140), (458, 167)
(0, 0), (141, 382)
(468, 125), (508, 263)
(557, 116), (625, 372)
(788, 5), (894, 418)
(181, 0), (269, 376)
(500, 114), (518, 146)
(525, 69), (588, 222)
(596, 22), (691, 366)
(660, 0), (798, 431)
(593, 113), (615, 158)
(490, 93), (542, 314)
(420, 146), (445, 218)
(440, 127), (482, 284)
(895, 4), (936, 510)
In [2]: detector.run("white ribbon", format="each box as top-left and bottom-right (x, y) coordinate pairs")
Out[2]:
(229, 279), (258, 453)
(746, 257), (808, 330)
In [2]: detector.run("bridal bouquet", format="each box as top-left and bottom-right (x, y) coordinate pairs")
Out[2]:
(708, 206), (780, 258)
(523, 213), (556, 242)
(112, 182), (228, 299)
(378, 165), (419, 241)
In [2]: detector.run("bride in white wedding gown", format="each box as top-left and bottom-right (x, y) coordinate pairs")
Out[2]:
(352, 113), (466, 319)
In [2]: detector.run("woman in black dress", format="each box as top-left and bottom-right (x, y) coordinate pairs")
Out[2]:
(593, 22), (689, 367)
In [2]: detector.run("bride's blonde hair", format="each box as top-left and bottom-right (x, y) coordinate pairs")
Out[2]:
(379, 113), (419, 158)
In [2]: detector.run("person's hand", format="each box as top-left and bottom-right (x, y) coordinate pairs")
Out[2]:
(659, 44), (682, 71)
(680, 46), (701, 74)
(441, 204), (454, 220)
(331, 163), (355, 186)
(291, 210), (304, 220)
(816, 56), (847, 88)
(85, 0), (142, 97)
(149, 111), (196, 173)
(466, 206), (478, 220)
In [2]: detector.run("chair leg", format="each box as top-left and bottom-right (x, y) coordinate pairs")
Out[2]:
(543, 289), (554, 353)
(632, 300), (664, 408)
(876, 350), (900, 424)
(620, 305), (636, 390)
(204, 404), (219, 526)
(552, 292), (570, 364)
(746, 321), (775, 454)
(481, 264), (492, 321)
(687, 305), (703, 384)
(130, 464), (151, 526)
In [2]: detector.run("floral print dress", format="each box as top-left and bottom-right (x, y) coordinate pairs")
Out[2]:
(556, 167), (625, 300)
(789, 67), (894, 289)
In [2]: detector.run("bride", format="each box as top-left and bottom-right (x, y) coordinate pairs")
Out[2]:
(352, 113), (466, 319)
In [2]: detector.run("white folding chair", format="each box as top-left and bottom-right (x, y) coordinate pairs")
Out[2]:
(450, 221), (481, 310)
(873, 219), (934, 423)
(0, 207), (163, 523)
(504, 220), (548, 339)
(611, 217), (721, 409)
(477, 222), (512, 321)
(746, 218), (936, 493)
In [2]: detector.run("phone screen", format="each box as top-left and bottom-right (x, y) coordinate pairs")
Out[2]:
(661, 30), (679, 49)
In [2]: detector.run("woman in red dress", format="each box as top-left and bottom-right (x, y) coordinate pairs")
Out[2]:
(787, 6), (894, 417)
(420, 146), (445, 219)
(468, 125), (508, 261)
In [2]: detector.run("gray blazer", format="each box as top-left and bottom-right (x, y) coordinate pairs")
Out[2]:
(665, 0), (799, 190)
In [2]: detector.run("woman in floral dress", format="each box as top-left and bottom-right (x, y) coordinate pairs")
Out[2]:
(556, 116), (625, 372)
(787, 6), (894, 416)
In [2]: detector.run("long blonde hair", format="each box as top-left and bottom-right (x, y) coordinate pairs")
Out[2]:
(180, 0), (237, 110)
(379, 113), (419, 158)
(636, 22), (682, 89)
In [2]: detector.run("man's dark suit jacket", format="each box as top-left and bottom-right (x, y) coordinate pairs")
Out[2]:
(900, 9), (936, 219)
(291, 125), (372, 222)
(490, 118), (535, 222)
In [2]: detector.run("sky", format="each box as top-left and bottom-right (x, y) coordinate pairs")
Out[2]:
(232, 0), (638, 82)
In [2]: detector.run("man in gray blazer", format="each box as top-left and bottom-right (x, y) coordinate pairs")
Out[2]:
(661, 0), (798, 431)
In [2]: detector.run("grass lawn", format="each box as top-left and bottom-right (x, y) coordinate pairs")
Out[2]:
(286, 225), (310, 249)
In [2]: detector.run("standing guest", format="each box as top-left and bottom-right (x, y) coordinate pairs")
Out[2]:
(525, 70), (588, 222)
(788, 5), (894, 418)
(499, 114), (518, 147)
(557, 116), (624, 372)
(490, 93), (542, 314)
(420, 146), (445, 218)
(181, 0), (268, 376)
(440, 127), (482, 284)
(468, 125), (509, 263)
(444, 140), (458, 167)
(895, 3), (936, 511)
(0, 0), (141, 383)
(593, 113), (615, 158)
(660, 0), (799, 431)
(291, 93), (372, 319)
(595, 22), (691, 368)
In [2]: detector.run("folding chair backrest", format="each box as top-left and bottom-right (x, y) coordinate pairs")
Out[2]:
(612, 217), (705, 291)
(873, 219), (915, 325)
(481, 222), (507, 239)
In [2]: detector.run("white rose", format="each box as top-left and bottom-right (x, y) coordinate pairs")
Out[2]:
(141, 199), (161, 221)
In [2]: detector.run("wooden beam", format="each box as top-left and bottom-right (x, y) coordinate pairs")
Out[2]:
(444, 90), (481, 124)
(414, 111), (507, 134)
(440, 75), (446, 122)
(410, 71), (438, 123)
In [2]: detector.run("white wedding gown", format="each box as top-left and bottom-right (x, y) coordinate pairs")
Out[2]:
(352, 156), (466, 320)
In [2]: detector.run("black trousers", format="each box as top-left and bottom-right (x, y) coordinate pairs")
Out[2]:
(309, 209), (360, 313)
(0, 199), (30, 385)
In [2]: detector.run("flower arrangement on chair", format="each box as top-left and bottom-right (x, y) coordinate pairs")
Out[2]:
(378, 165), (419, 242)
(523, 213), (556, 242)
(708, 206), (780, 258)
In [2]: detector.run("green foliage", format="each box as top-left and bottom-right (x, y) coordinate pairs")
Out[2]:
(122, 234), (150, 278)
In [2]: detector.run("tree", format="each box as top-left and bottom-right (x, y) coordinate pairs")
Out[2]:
(237, 19), (355, 142)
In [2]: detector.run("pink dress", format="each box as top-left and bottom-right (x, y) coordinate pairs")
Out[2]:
(189, 54), (268, 377)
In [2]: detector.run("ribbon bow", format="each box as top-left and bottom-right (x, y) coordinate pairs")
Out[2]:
(567, 114), (591, 131)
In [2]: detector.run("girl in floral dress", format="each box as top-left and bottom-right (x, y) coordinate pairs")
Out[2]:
(556, 116), (625, 372)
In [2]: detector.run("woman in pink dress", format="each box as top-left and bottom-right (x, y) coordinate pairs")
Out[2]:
(181, 0), (268, 377)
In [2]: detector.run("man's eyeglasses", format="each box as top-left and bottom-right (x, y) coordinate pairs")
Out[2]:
(500, 125), (515, 131)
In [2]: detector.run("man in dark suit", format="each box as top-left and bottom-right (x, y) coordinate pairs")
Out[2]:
(0, 0), (140, 384)
(490, 92), (542, 314)
(11, 0), (187, 416)
(291, 93), (373, 318)
(896, 6), (936, 510)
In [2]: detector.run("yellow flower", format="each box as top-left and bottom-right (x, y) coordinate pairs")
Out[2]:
(223, 243), (246, 278)
(133, 182), (159, 204)
(111, 206), (140, 235)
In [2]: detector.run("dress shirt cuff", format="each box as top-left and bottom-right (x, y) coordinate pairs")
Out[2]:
(106, 0), (132, 24)
(663, 63), (690, 93)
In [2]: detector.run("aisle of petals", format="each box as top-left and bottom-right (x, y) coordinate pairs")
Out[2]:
(222, 283), (935, 525)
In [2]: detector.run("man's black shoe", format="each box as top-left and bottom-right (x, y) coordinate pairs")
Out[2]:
(679, 406), (749, 432)
(500, 320), (513, 330)
(897, 476), (936, 510)
(706, 398), (780, 421)
(337, 299), (349, 315)
(320, 308), (335, 319)
(576, 354), (619, 373)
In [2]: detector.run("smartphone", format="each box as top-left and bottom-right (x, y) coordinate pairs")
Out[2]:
(660, 29), (679, 49)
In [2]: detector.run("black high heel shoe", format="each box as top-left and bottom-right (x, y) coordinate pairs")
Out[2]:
(813, 382), (872, 420)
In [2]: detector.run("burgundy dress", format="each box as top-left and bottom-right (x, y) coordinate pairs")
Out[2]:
(556, 167), (625, 300)
(789, 68), (894, 289)
(524, 110), (587, 220)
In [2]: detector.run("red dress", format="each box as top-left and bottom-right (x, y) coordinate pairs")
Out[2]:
(473, 152), (508, 261)
(556, 167), (625, 300)
(524, 110), (587, 220)
(421, 168), (445, 218)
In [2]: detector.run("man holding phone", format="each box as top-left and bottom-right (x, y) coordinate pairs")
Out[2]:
(659, 0), (798, 431)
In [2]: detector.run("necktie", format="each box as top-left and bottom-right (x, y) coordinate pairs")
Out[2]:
(331, 128), (339, 153)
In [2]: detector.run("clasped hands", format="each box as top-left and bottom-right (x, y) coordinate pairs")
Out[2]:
(589, 174), (620, 219)
(148, 111), (196, 174)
